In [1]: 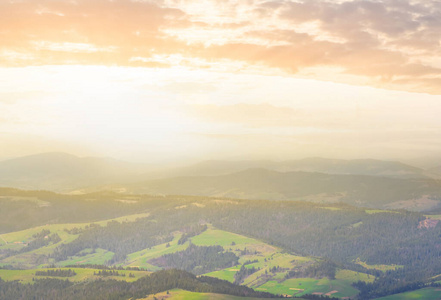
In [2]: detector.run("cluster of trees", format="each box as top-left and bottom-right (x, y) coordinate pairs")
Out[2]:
(234, 265), (259, 284)
(93, 270), (125, 277)
(0, 188), (187, 233)
(35, 269), (76, 277)
(63, 227), (84, 235)
(149, 244), (239, 275)
(51, 218), (176, 264)
(285, 261), (336, 280)
(64, 264), (146, 271)
(50, 201), (205, 264)
(206, 201), (441, 297)
(352, 278), (429, 299)
(0, 269), (277, 300)
(178, 224), (208, 245)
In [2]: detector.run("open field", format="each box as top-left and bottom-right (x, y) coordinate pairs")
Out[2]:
(0, 267), (150, 284)
(255, 277), (359, 298)
(191, 226), (259, 247)
(204, 267), (240, 283)
(375, 287), (441, 300)
(335, 269), (375, 283)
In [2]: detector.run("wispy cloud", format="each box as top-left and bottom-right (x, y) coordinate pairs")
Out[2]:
(1, 0), (440, 93)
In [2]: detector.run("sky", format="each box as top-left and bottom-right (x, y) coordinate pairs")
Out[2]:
(1, 0), (441, 163)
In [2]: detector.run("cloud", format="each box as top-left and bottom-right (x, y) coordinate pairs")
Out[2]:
(0, 0), (188, 65)
(188, 103), (369, 131)
(1, 0), (441, 94)
(189, 103), (301, 128)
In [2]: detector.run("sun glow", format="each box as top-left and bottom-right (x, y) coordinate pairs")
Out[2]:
(1, 63), (441, 162)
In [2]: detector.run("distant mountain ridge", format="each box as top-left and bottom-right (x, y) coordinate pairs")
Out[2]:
(127, 168), (441, 211)
(0, 152), (436, 202)
(0, 152), (149, 191)
(160, 157), (428, 179)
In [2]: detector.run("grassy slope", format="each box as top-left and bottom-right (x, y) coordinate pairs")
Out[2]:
(153, 226), (374, 298)
(1, 222), (377, 298)
(255, 269), (373, 298)
(375, 288), (441, 300)
(0, 213), (149, 268)
(56, 248), (115, 266)
(256, 277), (357, 298)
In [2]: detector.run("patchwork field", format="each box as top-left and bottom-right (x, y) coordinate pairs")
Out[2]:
(1, 220), (375, 298)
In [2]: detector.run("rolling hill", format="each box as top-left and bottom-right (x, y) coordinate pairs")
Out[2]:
(128, 168), (441, 211)
(155, 157), (429, 179)
(0, 153), (433, 194)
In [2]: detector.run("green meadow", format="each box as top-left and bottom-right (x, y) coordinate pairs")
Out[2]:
(375, 288), (441, 300)
(256, 277), (360, 298)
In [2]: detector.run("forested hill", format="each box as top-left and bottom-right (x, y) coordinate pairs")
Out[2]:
(0, 269), (277, 300)
(0, 188), (180, 233)
(2, 188), (441, 298)
(127, 169), (441, 211)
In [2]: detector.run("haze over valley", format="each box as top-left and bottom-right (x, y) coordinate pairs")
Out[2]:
(2, 0), (441, 299)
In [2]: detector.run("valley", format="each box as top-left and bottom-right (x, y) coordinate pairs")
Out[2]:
(1, 187), (441, 299)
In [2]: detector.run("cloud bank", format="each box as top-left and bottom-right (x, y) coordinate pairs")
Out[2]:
(1, 0), (441, 93)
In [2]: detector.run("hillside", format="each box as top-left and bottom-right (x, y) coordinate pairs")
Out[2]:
(0, 153), (432, 194)
(128, 169), (441, 211)
(0, 269), (276, 299)
(3, 188), (441, 298)
(0, 207), (373, 298)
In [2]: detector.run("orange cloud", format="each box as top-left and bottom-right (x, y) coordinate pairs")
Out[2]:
(1, 0), (441, 94)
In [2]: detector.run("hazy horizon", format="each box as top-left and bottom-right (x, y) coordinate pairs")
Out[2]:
(2, 0), (441, 164)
